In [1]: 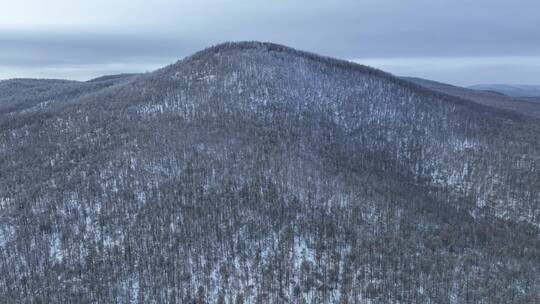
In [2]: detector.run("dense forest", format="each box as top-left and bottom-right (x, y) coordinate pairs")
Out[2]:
(0, 42), (539, 303)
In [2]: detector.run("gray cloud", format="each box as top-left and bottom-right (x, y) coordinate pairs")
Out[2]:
(1, 0), (539, 83)
(355, 56), (540, 86)
(0, 30), (200, 66)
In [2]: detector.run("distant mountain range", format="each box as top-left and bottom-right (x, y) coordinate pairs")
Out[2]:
(403, 77), (540, 118)
(1, 42), (539, 303)
(468, 84), (540, 97)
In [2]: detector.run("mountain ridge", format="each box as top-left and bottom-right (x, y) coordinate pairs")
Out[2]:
(153, 41), (530, 122)
(404, 76), (540, 119)
(469, 84), (540, 97)
(1, 42), (533, 121)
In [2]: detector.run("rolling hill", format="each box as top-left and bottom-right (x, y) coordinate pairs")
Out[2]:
(469, 84), (540, 97)
(403, 77), (540, 119)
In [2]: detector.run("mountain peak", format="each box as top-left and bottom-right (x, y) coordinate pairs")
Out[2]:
(187, 41), (313, 60)
(195, 41), (297, 54)
(158, 41), (387, 79)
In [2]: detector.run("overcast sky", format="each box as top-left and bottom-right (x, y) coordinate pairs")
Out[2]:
(1, 0), (539, 85)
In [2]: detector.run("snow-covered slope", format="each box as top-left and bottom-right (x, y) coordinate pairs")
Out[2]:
(0, 42), (539, 303)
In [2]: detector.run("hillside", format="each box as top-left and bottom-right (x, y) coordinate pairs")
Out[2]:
(1, 42), (539, 303)
(469, 84), (540, 97)
(523, 97), (540, 104)
(403, 77), (540, 119)
(0, 74), (137, 116)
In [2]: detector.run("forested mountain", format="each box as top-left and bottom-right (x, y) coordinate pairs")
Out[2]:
(0, 74), (137, 116)
(0, 42), (539, 303)
(403, 77), (540, 119)
(523, 97), (540, 104)
(469, 84), (540, 97)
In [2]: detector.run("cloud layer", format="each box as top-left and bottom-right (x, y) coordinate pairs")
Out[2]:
(1, 0), (539, 84)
